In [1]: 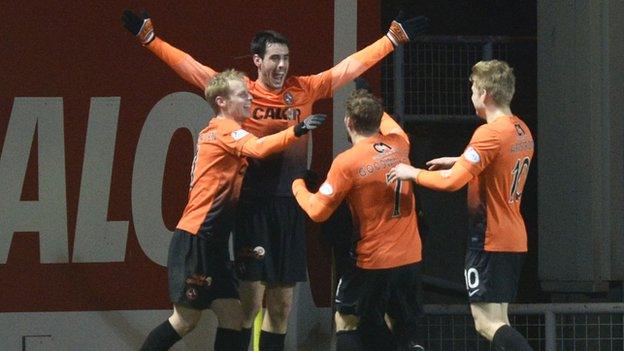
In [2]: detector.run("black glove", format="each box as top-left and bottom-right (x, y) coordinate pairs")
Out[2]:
(294, 114), (326, 137)
(300, 169), (320, 192)
(386, 11), (429, 46)
(121, 9), (155, 45)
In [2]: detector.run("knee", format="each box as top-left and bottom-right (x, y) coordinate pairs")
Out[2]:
(241, 299), (262, 319)
(473, 317), (497, 340)
(267, 298), (292, 323)
(239, 282), (265, 318)
(335, 312), (359, 332)
(169, 315), (200, 336)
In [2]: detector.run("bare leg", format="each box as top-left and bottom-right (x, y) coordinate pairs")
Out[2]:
(262, 283), (295, 333)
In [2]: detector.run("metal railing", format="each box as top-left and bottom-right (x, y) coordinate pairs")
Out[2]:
(383, 35), (536, 123)
(420, 303), (624, 351)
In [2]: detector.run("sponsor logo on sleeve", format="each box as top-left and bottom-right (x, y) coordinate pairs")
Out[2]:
(464, 147), (481, 164)
(319, 182), (334, 196)
(231, 129), (250, 140)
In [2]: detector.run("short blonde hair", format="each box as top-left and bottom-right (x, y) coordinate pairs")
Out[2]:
(470, 60), (515, 106)
(204, 69), (246, 112)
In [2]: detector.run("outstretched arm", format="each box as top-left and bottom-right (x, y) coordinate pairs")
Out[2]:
(425, 156), (460, 170)
(388, 162), (473, 192)
(292, 156), (351, 222)
(304, 13), (429, 99)
(379, 112), (409, 144)
(292, 180), (344, 222)
(237, 114), (326, 158)
(122, 9), (217, 90)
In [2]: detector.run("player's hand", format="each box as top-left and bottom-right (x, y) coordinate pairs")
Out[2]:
(387, 163), (421, 183)
(425, 156), (459, 170)
(121, 9), (155, 45)
(294, 114), (326, 137)
(386, 11), (429, 46)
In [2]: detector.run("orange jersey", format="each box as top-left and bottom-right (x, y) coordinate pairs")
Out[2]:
(293, 114), (421, 269)
(176, 117), (297, 238)
(147, 36), (394, 196)
(456, 115), (534, 252)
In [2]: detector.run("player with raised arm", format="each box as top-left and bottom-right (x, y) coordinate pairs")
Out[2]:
(388, 60), (534, 351)
(293, 90), (425, 351)
(138, 69), (325, 351)
(122, 10), (427, 350)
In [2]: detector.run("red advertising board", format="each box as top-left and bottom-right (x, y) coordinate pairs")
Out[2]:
(0, 0), (381, 312)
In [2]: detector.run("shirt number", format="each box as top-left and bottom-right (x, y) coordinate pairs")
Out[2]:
(510, 157), (530, 202)
(392, 179), (403, 217)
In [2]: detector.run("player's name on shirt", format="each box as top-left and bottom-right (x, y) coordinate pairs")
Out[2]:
(510, 139), (534, 153)
(356, 143), (407, 178)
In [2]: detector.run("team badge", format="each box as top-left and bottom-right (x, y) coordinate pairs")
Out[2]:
(464, 147), (481, 164)
(186, 287), (198, 301)
(283, 91), (294, 105)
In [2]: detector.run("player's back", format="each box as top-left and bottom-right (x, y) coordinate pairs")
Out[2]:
(338, 133), (421, 269)
(466, 115), (534, 252)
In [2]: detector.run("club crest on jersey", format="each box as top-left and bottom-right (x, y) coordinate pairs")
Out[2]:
(186, 287), (198, 301)
(283, 91), (294, 105)
(373, 142), (392, 153)
(464, 147), (481, 164)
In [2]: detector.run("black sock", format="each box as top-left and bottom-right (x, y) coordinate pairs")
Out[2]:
(492, 325), (533, 351)
(336, 330), (363, 351)
(139, 320), (181, 351)
(259, 330), (286, 351)
(214, 328), (242, 351)
(358, 321), (397, 351)
(240, 327), (252, 351)
(395, 322), (426, 351)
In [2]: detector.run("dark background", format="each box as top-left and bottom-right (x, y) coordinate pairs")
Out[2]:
(380, 0), (542, 304)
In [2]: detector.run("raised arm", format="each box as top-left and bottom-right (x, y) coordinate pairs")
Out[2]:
(122, 9), (217, 90)
(303, 13), (429, 99)
(379, 112), (409, 144)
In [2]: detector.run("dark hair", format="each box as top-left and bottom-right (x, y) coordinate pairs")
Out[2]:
(250, 30), (290, 58)
(345, 89), (383, 134)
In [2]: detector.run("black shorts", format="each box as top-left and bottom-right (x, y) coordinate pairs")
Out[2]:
(167, 230), (239, 310)
(334, 258), (364, 315)
(464, 249), (525, 303)
(335, 262), (423, 327)
(234, 196), (307, 284)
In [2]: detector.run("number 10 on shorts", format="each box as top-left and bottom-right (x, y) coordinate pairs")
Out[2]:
(464, 267), (480, 296)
